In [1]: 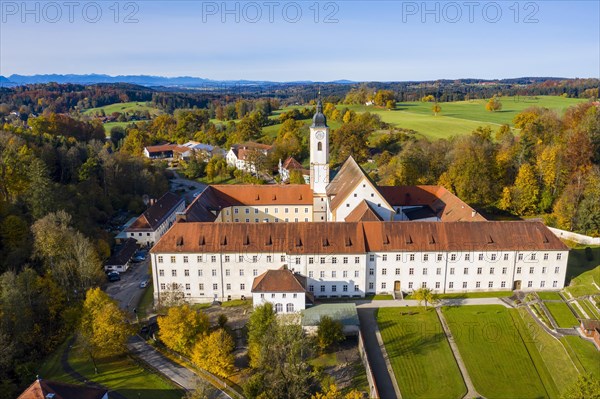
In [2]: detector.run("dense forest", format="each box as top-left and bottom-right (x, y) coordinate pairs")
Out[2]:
(0, 80), (598, 397)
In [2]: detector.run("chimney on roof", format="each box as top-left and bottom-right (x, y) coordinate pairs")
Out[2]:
(176, 237), (184, 246)
(471, 210), (477, 217)
(176, 212), (187, 223)
(322, 238), (329, 247)
(345, 237), (352, 246)
(199, 236), (205, 246)
(487, 235), (494, 244)
(383, 234), (390, 245)
(406, 235), (413, 244)
(429, 235), (436, 244)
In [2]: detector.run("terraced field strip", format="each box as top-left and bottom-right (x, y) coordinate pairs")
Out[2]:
(377, 307), (466, 399)
(545, 301), (579, 328)
(442, 305), (549, 399)
(514, 308), (579, 397)
(560, 336), (600, 378)
(580, 299), (600, 319)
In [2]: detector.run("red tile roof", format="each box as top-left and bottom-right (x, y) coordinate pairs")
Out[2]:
(18, 380), (107, 399)
(282, 157), (303, 170)
(127, 192), (184, 231)
(185, 185), (314, 222)
(345, 200), (383, 222)
(151, 220), (567, 254)
(378, 185), (486, 222)
(252, 267), (306, 293)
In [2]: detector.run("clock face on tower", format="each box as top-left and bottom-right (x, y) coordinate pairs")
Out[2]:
(315, 130), (325, 140)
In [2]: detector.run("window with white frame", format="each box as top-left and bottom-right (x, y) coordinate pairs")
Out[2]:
(199, 283), (204, 290)
(354, 285), (359, 291)
(501, 281), (506, 288)
(409, 268), (414, 275)
(554, 266), (560, 273)
(355, 257), (360, 263)
(172, 270), (177, 277)
(449, 282), (454, 288)
(369, 282), (374, 290)
(435, 282), (440, 289)
(462, 282), (467, 288)
(396, 254), (401, 261)
(408, 282), (413, 289)
(410, 254), (415, 261)
(183, 256), (188, 263)
(370, 254), (375, 262)
(476, 281), (481, 288)
(343, 257), (348, 264)
(332, 271), (337, 278)
(309, 271), (314, 278)
(382, 268), (387, 275)
(332, 257), (337, 264)
(395, 268), (400, 275)
(450, 267), (455, 275)
(170, 256), (176, 263)
(421, 282), (427, 288)
(557, 253), (562, 260)
(381, 282), (386, 289)
(382, 254), (387, 261)
(184, 269), (189, 277)
(355, 270), (359, 278)
(423, 268), (428, 275)
(158, 256), (164, 263)
(320, 271), (325, 278)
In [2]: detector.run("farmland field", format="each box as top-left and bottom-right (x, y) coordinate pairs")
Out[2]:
(83, 101), (161, 116)
(545, 301), (579, 328)
(377, 307), (466, 399)
(538, 291), (563, 300)
(269, 95), (586, 141)
(442, 305), (549, 399)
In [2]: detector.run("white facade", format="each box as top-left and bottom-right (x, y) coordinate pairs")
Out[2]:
(252, 292), (305, 313)
(309, 126), (329, 195)
(128, 200), (186, 246)
(330, 177), (395, 221)
(217, 205), (313, 223)
(150, 248), (569, 304)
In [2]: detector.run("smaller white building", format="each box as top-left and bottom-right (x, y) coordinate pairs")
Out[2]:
(126, 192), (185, 247)
(251, 267), (310, 313)
(226, 142), (272, 174)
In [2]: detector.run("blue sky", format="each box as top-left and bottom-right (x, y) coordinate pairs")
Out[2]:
(1, 1), (598, 81)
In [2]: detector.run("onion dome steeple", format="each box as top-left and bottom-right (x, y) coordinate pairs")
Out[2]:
(311, 99), (327, 128)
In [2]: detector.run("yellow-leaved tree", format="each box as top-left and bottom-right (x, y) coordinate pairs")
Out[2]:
(311, 384), (365, 399)
(190, 328), (235, 378)
(158, 304), (209, 355)
(80, 287), (133, 373)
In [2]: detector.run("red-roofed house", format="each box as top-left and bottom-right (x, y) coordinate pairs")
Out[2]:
(126, 192), (185, 246)
(226, 142), (272, 174)
(251, 267), (309, 313)
(18, 379), (108, 399)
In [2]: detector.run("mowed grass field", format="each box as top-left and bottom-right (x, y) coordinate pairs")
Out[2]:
(83, 101), (161, 116)
(442, 305), (549, 399)
(342, 96), (587, 140)
(377, 307), (466, 399)
(544, 301), (579, 328)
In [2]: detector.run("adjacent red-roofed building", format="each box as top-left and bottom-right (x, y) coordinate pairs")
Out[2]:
(126, 192), (185, 246)
(251, 267), (309, 313)
(18, 379), (108, 399)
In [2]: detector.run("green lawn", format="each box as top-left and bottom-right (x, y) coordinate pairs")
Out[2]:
(404, 290), (512, 300)
(560, 336), (600, 378)
(83, 101), (161, 116)
(37, 337), (183, 399)
(545, 302), (579, 328)
(538, 291), (563, 300)
(442, 305), (548, 399)
(513, 308), (579, 397)
(377, 307), (466, 399)
(68, 341), (183, 399)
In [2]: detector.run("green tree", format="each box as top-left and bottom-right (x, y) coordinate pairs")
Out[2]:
(25, 157), (54, 219)
(561, 373), (600, 399)
(247, 303), (276, 368)
(191, 329), (235, 378)
(80, 287), (132, 373)
(412, 287), (439, 309)
(289, 170), (306, 184)
(316, 316), (345, 352)
(158, 304), (209, 355)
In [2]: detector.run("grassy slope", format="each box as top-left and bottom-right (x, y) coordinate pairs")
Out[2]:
(442, 305), (548, 399)
(514, 308), (580, 397)
(403, 290), (511, 300)
(377, 307), (466, 399)
(565, 266), (600, 298)
(560, 336), (600, 378)
(545, 302), (579, 328)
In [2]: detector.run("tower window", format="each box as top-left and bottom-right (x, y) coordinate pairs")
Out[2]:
(317, 142), (322, 151)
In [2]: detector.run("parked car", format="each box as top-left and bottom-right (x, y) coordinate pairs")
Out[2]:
(108, 271), (120, 282)
(139, 280), (149, 288)
(132, 254), (146, 263)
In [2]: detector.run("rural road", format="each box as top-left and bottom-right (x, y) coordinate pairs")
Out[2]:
(105, 259), (150, 311)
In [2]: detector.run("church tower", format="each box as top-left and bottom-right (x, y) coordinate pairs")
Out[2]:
(310, 100), (329, 194)
(310, 99), (329, 222)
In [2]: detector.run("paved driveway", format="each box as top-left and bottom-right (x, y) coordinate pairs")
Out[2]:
(105, 260), (151, 311)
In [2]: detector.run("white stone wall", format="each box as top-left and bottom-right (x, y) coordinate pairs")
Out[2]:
(252, 292), (305, 313)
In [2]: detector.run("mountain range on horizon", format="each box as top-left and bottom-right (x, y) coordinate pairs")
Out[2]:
(0, 74), (578, 88)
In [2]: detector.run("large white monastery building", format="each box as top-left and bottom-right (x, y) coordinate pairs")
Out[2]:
(150, 101), (569, 306)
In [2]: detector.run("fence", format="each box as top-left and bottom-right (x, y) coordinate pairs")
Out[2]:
(547, 227), (600, 246)
(357, 331), (379, 399)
